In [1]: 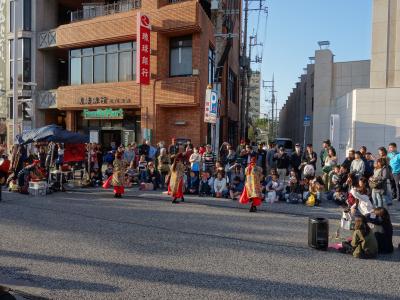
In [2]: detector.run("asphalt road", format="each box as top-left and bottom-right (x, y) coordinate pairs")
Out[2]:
(0, 189), (399, 299)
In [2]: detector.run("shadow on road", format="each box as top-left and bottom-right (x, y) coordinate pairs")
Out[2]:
(0, 249), (399, 299)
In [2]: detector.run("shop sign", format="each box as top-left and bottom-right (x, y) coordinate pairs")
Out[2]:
(78, 97), (131, 106)
(204, 88), (218, 124)
(83, 109), (124, 120)
(136, 13), (151, 85)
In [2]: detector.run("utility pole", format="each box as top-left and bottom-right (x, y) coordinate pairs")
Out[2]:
(263, 74), (277, 140)
(241, 0), (267, 140)
(12, 0), (18, 142)
(240, 0), (249, 140)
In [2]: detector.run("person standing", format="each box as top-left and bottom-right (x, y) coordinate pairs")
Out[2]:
(157, 148), (171, 190)
(168, 138), (179, 156)
(273, 146), (290, 184)
(202, 144), (216, 174)
(239, 155), (263, 212)
(189, 147), (202, 177)
(290, 143), (303, 179)
(369, 158), (388, 208)
(302, 144), (317, 171)
(266, 143), (276, 175)
(388, 143), (400, 202)
(168, 154), (185, 203)
(320, 140), (331, 169)
(257, 143), (267, 175)
(138, 139), (150, 161)
(111, 151), (126, 198)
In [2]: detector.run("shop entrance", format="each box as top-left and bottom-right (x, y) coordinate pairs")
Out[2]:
(101, 130), (121, 151)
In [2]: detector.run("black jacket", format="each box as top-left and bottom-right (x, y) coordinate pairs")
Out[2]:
(273, 152), (290, 169)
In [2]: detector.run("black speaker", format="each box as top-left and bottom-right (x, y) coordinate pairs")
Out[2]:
(308, 217), (329, 250)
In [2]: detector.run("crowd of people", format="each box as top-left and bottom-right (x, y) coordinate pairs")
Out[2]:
(1, 136), (398, 259)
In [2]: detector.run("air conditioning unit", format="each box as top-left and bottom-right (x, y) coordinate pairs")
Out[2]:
(211, 0), (220, 10)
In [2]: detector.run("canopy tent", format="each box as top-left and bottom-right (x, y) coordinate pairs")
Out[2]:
(16, 125), (89, 145)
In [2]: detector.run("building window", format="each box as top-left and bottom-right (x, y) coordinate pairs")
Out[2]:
(228, 68), (237, 103)
(208, 48), (215, 84)
(170, 35), (192, 77)
(8, 97), (13, 119)
(9, 38), (31, 88)
(69, 42), (136, 85)
(9, 0), (31, 32)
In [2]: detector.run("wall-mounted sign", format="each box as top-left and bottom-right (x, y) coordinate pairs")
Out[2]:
(78, 97), (131, 105)
(136, 13), (151, 85)
(83, 109), (124, 120)
(89, 130), (99, 143)
(204, 88), (218, 124)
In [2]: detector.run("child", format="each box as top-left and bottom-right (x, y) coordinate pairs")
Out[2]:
(137, 155), (148, 183)
(104, 163), (113, 179)
(146, 162), (160, 190)
(214, 171), (228, 198)
(265, 174), (284, 202)
(351, 215), (378, 259)
(199, 172), (212, 196)
(188, 171), (199, 194)
(329, 165), (341, 190)
(286, 169), (301, 203)
(229, 176), (244, 200)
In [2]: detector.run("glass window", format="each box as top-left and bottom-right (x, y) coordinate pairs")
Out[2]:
(10, 1), (14, 32)
(106, 52), (118, 82)
(119, 42), (132, 51)
(70, 57), (81, 85)
(119, 51), (132, 81)
(170, 36), (192, 77)
(94, 54), (105, 83)
(70, 49), (81, 58)
(22, 38), (31, 83)
(82, 47), (93, 56)
(23, 0), (31, 31)
(8, 98), (13, 120)
(82, 56), (93, 84)
(228, 69), (237, 103)
(94, 46), (105, 54)
(107, 44), (118, 53)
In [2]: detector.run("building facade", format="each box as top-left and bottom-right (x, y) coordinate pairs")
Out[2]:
(248, 70), (260, 122)
(6, 0), (242, 148)
(279, 48), (370, 151)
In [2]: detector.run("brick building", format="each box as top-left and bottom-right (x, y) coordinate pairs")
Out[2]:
(6, 0), (242, 148)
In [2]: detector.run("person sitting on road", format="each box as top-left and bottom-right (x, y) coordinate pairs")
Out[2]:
(199, 172), (212, 197)
(351, 215), (378, 259)
(146, 161), (160, 190)
(370, 207), (394, 254)
(187, 171), (199, 195)
(137, 155), (148, 183)
(229, 176), (244, 201)
(265, 173), (284, 202)
(214, 171), (228, 198)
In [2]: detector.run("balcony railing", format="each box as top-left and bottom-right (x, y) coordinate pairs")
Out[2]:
(38, 30), (57, 49)
(70, 0), (141, 23)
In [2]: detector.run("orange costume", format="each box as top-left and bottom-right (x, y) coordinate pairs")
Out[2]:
(240, 158), (263, 212)
(168, 155), (185, 203)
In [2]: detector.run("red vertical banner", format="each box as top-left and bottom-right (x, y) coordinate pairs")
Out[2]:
(136, 13), (151, 85)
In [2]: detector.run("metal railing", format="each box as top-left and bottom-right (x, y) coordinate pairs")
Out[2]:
(70, 0), (141, 23)
(38, 30), (57, 49)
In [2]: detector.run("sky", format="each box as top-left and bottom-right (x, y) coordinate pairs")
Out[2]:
(246, 0), (373, 117)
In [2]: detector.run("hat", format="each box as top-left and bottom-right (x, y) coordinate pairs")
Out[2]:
(295, 143), (301, 147)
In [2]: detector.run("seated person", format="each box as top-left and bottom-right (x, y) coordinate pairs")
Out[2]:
(228, 163), (244, 183)
(351, 215), (378, 259)
(306, 176), (324, 206)
(104, 163), (113, 179)
(214, 171), (228, 198)
(287, 169), (300, 194)
(265, 173), (284, 202)
(199, 172), (212, 196)
(146, 161), (160, 190)
(328, 165), (341, 191)
(187, 171), (199, 195)
(90, 167), (103, 187)
(371, 207), (394, 254)
(124, 174), (133, 188)
(229, 176), (244, 200)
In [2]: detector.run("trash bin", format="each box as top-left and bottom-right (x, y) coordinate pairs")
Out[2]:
(308, 217), (329, 250)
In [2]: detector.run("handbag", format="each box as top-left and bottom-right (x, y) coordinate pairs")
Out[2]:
(340, 212), (354, 230)
(305, 193), (316, 206)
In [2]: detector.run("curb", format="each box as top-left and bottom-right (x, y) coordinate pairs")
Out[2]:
(0, 285), (49, 300)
